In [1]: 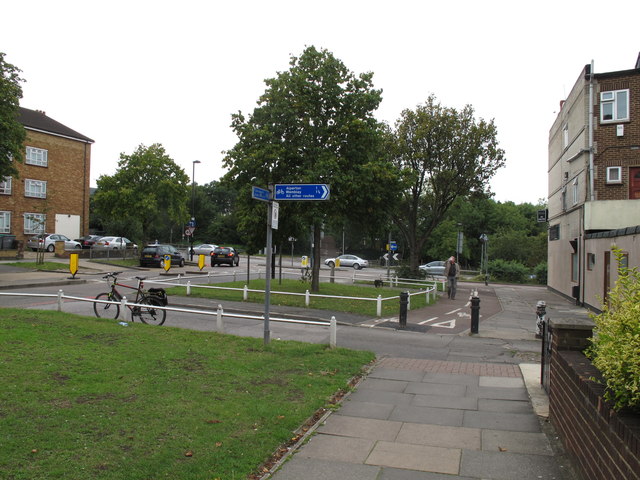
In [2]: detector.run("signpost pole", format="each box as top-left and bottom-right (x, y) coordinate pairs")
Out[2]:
(263, 186), (273, 345)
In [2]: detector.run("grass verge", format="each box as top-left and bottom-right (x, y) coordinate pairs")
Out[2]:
(164, 279), (435, 317)
(3, 261), (71, 271)
(0, 308), (375, 479)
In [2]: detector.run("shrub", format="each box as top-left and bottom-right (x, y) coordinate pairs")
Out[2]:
(533, 262), (547, 285)
(488, 259), (529, 283)
(586, 248), (640, 412)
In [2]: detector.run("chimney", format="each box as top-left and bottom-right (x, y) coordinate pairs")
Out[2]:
(636, 51), (640, 69)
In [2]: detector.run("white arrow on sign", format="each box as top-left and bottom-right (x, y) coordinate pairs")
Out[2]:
(393, 253), (399, 260)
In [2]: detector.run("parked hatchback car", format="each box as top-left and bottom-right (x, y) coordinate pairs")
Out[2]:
(27, 233), (82, 252)
(75, 234), (103, 249)
(139, 244), (186, 268)
(324, 254), (369, 270)
(93, 236), (138, 251)
(210, 246), (239, 266)
(419, 260), (446, 276)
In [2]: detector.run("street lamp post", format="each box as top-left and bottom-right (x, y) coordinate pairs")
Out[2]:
(190, 160), (201, 260)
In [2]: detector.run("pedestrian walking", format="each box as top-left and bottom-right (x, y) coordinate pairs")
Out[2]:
(444, 256), (460, 299)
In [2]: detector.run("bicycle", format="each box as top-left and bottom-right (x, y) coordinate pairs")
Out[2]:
(93, 271), (167, 326)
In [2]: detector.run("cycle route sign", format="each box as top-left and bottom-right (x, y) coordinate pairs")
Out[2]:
(274, 184), (330, 201)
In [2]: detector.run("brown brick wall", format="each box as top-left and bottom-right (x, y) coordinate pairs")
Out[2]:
(0, 130), (91, 243)
(549, 348), (640, 480)
(593, 73), (640, 200)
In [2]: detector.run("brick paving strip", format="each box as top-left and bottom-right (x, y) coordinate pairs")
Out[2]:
(377, 357), (522, 378)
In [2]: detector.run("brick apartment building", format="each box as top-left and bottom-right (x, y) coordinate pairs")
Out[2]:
(0, 107), (94, 246)
(548, 52), (640, 310)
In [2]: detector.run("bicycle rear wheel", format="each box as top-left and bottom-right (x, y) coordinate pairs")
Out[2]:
(94, 292), (120, 319)
(137, 296), (166, 326)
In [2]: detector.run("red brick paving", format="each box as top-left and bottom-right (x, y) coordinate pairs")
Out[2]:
(377, 357), (522, 378)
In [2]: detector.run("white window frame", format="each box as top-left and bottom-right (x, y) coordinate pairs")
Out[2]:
(600, 89), (629, 123)
(606, 166), (622, 184)
(24, 213), (46, 234)
(572, 177), (579, 205)
(562, 124), (569, 149)
(26, 146), (48, 167)
(25, 179), (47, 198)
(0, 211), (10, 233)
(0, 177), (11, 195)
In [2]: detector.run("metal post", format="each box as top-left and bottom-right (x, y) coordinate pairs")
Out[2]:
(399, 291), (408, 329)
(263, 185), (273, 345)
(57, 289), (63, 311)
(330, 316), (337, 348)
(216, 304), (224, 333)
(470, 296), (480, 334)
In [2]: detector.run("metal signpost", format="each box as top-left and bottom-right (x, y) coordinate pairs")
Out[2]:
(252, 183), (330, 345)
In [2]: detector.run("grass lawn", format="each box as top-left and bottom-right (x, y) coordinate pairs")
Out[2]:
(0, 308), (374, 479)
(164, 278), (437, 317)
(3, 261), (72, 271)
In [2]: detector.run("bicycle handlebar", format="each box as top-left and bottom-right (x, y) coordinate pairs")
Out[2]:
(102, 271), (123, 279)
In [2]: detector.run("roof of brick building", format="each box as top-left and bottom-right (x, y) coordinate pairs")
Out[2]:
(18, 106), (94, 143)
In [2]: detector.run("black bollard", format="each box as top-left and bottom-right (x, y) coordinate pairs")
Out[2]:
(470, 296), (480, 334)
(399, 291), (409, 329)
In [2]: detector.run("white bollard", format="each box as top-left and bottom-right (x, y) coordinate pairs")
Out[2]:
(243, 285), (248, 301)
(233, 272), (236, 282)
(178, 274), (182, 284)
(207, 271), (211, 284)
(121, 296), (129, 321)
(305, 290), (310, 307)
(352, 271), (356, 284)
(377, 295), (382, 317)
(186, 281), (191, 296)
(216, 304), (224, 333)
(330, 316), (337, 348)
(57, 289), (63, 311)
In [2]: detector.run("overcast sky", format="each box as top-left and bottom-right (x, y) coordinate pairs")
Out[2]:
(2, 0), (639, 205)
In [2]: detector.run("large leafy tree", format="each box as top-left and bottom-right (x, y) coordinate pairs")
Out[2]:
(223, 46), (397, 291)
(0, 52), (26, 178)
(388, 95), (506, 272)
(93, 144), (189, 243)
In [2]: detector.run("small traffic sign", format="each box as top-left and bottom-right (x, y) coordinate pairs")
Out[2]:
(184, 226), (195, 237)
(163, 254), (171, 272)
(389, 241), (397, 251)
(274, 184), (330, 201)
(252, 186), (271, 202)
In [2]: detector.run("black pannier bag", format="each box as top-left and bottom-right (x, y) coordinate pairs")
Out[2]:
(148, 288), (168, 306)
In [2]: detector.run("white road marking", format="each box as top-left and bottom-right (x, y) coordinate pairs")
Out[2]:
(445, 308), (461, 315)
(431, 319), (456, 328)
(418, 317), (439, 325)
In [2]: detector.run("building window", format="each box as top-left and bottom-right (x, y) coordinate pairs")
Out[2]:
(25, 147), (48, 167)
(600, 89), (629, 123)
(25, 179), (47, 198)
(571, 252), (579, 282)
(587, 253), (596, 271)
(0, 211), (10, 233)
(549, 224), (560, 241)
(572, 177), (579, 205)
(562, 124), (569, 149)
(606, 166), (622, 184)
(0, 177), (11, 195)
(24, 213), (46, 234)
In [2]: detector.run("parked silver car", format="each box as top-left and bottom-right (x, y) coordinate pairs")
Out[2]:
(192, 243), (219, 256)
(324, 254), (369, 270)
(27, 233), (82, 252)
(93, 236), (138, 251)
(419, 260), (446, 276)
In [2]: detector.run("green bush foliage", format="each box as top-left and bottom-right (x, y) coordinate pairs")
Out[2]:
(533, 262), (547, 285)
(587, 248), (640, 412)
(488, 259), (529, 283)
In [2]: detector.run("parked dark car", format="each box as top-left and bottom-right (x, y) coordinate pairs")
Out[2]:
(75, 235), (102, 249)
(139, 244), (186, 268)
(210, 246), (239, 267)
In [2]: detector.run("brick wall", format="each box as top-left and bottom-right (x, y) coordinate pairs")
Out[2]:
(0, 130), (91, 243)
(593, 73), (640, 200)
(549, 322), (640, 480)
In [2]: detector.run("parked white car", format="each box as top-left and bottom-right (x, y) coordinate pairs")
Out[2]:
(93, 236), (138, 251)
(27, 233), (82, 252)
(324, 254), (369, 270)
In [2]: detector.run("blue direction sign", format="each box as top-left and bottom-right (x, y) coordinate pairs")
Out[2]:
(274, 184), (330, 201)
(252, 186), (271, 202)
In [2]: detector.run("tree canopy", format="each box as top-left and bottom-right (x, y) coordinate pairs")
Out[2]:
(387, 95), (506, 271)
(223, 46), (397, 290)
(0, 52), (26, 178)
(93, 144), (189, 243)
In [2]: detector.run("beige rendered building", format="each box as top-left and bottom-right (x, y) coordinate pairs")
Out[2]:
(548, 53), (640, 312)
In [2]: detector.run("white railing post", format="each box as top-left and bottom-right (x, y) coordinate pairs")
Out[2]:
(233, 272), (237, 282)
(394, 275), (398, 287)
(377, 295), (382, 317)
(305, 290), (310, 307)
(408, 293), (411, 310)
(121, 296), (129, 321)
(330, 316), (337, 348)
(57, 289), (63, 311)
(216, 304), (224, 333)
(243, 285), (248, 301)
(207, 271), (211, 284)
(352, 271), (356, 284)
(178, 274), (182, 284)
(186, 281), (191, 296)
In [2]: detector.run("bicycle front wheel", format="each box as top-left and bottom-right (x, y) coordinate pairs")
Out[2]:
(137, 296), (166, 326)
(94, 292), (120, 319)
